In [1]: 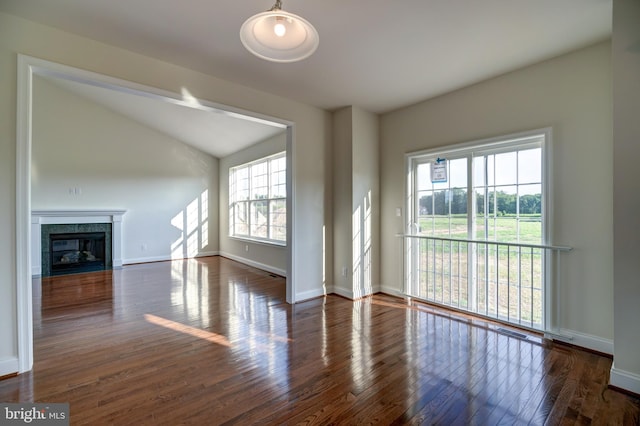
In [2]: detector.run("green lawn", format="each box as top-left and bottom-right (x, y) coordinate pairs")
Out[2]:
(410, 214), (544, 328)
(418, 214), (542, 244)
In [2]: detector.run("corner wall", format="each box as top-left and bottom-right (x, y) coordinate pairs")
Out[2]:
(380, 41), (613, 353)
(611, 0), (640, 394)
(332, 106), (380, 298)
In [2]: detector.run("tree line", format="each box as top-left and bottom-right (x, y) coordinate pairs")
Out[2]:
(420, 189), (541, 216)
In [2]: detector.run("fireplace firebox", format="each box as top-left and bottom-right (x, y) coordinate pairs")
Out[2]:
(50, 232), (107, 276)
(40, 221), (112, 276)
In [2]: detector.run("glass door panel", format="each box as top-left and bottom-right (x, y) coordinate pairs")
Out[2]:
(407, 138), (546, 330)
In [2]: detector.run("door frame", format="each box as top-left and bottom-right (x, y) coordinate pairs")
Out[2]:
(403, 128), (554, 329)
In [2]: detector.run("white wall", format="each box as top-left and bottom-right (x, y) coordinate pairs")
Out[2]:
(380, 41), (614, 353)
(332, 106), (380, 299)
(611, 0), (640, 394)
(219, 133), (287, 276)
(0, 11), (330, 375)
(32, 76), (218, 265)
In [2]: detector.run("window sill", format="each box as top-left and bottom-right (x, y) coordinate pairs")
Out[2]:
(229, 235), (287, 248)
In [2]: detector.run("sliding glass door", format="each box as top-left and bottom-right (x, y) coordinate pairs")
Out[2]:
(406, 131), (549, 330)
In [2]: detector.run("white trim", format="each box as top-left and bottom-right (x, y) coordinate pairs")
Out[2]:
(403, 127), (555, 332)
(0, 357), (19, 377)
(228, 235), (286, 248)
(610, 364), (640, 395)
(15, 54), (296, 375)
(123, 251), (219, 265)
(16, 55), (33, 374)
(405, 128), (549, 159)
(295, 287), (326, 303)
(333, 286), (354, 300)
(286, 125), (295, 303)
(32, 209), (127, 218)
(229, 151), (287, 245)
(544, 328), (614, 355)
(219, 251), (287, 277)
(380, 285), (405, 298)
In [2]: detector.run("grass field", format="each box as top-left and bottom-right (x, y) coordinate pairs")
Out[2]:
(418, 214), (542, 244)
(410, 214), (544, 328)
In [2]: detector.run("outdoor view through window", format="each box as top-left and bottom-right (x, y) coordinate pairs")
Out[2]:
(229, 152), (286, 244)
(406, 132), (548, 330)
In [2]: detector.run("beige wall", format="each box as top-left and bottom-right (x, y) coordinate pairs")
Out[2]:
(332, 107), (380, 298)
(611, 0), (640, 393)
(0, 11), (330, 375)
(332, 108), (353, 295)
(351, 107), (380, 297)
(380, 41), (613, 353)
(219, 133), (287, 275)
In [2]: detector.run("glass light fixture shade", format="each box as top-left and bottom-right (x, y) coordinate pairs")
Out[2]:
(240, 10), (319, 63)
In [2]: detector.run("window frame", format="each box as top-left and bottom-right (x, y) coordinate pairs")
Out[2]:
(405, 128), (552, 246)
(229, 151), (287, 246)
(404, 128), (554, 330)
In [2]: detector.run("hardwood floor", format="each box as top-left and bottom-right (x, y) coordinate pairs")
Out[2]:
(1, 256), (638, 425)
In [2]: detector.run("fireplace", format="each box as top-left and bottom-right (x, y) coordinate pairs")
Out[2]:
(50, 231), (107, 276)
(31, 210), (126, 277)
(40, 222), (113, 277)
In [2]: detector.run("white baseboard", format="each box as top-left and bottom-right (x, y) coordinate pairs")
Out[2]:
(332, 285), (380, 300)
(294, 287), (327, 303)
(380, 285), (405, 298)
(124, 251), (219, 266)
(610, 364), (640, 395)
(194, 251), (218, 258)
(218, 252), (286, 277)
(0, 357), (19, 377)
(333, 286), (354, 300)
(544, 328), (614, 355)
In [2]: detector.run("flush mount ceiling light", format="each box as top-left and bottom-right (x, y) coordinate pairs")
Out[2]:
(240, 0), (319, 63)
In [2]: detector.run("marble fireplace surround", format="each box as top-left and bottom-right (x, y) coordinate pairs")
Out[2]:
(31, 210), (126, 277)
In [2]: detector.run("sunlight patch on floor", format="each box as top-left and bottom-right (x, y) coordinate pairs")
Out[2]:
(144, 313), (232, 347)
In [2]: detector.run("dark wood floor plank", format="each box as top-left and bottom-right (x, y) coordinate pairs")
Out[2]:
(0, 256), (638, 425)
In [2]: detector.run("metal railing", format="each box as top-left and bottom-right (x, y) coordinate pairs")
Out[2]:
(399, 234), (571, 331)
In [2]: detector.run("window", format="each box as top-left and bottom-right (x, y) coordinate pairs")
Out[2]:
(229, 152), (286, 244)
(406, 130), (551, 330)
(410, 132), (546, 244)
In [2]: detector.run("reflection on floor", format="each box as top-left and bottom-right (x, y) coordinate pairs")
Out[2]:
(0, 256), (638, 424)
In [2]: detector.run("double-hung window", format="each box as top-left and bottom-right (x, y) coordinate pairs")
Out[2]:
(229, 152), (286, 244)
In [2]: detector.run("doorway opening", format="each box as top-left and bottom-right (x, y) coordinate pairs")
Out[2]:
(16, 55), (296, 373)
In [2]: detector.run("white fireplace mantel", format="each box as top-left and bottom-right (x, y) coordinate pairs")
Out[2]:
(31, 209), (126, 277)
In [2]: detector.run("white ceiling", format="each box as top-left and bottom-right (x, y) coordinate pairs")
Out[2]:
(2, 0), (612, 155)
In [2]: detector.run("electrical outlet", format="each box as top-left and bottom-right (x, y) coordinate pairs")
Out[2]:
(341, 266), (347, 277)
(245, 245), (249, 252)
